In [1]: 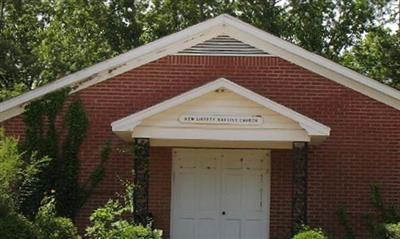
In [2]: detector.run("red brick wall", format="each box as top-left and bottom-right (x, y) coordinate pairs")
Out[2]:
(149, 147), (172, 237)
(2, 55), (400, 238)
(270, 150), (293, 239)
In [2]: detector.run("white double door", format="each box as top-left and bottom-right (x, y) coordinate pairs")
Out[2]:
(171, 149), (270, 239)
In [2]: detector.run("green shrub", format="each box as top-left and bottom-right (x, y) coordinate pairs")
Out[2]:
(85, 183), (162, 239)
(293, 227), (328, 239)
(0, 211), (38, 239)
(0, 194), (38, 239)
(386, 223), (400, 239)
(0, 127), (52, 218)
(0, 128), (80, 239)
(0, 192), (80, 239)
(86, 199), (162, 239)
(35, 196), (80, 239)
(0, 128), (23, 195)
(17, 153), (51, 218)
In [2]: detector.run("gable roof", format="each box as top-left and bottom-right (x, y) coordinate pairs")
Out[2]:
(111, 78), (330, 143)
(1, 14), (399, 122)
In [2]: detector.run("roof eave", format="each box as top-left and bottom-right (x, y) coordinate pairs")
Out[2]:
(1, 14), (399, 123)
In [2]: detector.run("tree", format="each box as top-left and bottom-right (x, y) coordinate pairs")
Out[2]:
(102, 0), (147, 52)
(0, 128), (23, 195)
(287, 0), (389, 61)
(34, 0), (114, 86)
(235, 0), (288, 37)
(141, 0), (228, 42)
(0, 0), (114, 101)
(0, 0), (47, 97)
(341, 27), (400, 90)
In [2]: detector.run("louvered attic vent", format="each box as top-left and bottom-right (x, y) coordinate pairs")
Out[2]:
(176, 35), (271, 56)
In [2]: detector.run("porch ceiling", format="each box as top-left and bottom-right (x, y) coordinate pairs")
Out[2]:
(111, 78), (330, 148)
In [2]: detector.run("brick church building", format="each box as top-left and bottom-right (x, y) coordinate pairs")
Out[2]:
(1, 14), (399, 239)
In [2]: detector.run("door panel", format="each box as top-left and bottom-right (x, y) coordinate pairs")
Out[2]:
(175, 172), (196, 217)
(244, 220), (266, 239)
(222, 173), (242, 213)
(223, 219), (241, 239)
(174, 219), (195, 239)
(220, 151), (268, 239)
(172, 149), (270, 239)
(197, 160), (219, 239)
(198, 219), (218, 239)
(243, 174), (263, 212)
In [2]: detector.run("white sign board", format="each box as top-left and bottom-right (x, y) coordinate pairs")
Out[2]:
(179, 114), (263, 125)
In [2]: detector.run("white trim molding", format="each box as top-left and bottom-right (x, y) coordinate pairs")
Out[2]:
(111, 78), (330, 144)
(1, 14), (399, 122)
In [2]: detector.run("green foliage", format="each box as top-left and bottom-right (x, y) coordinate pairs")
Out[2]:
(0, 126), (88, 239)
(23, 89), (69, 159)
(35, 196), (80, 239)
(17, 154), (52, 219)
(0, 193), (80, 239)
(79, 139), (113, 215)
(364, 184), (400, 239)
(0, 126), (52, 218)
(21, 90), (112, 219)
(234, 0), (287, 37)
(338, 184), (400, 239)
(87, 140), (113, 190)
(0, 128), (22, 194)
(292, 226), (329, 239)
(341, 27), (400, 90)
(0, 0), (46, 96)
(337, 206), (356, 239)
(20, 89), (69, 218)
(0, 200), (38, 239)
(56, 98), (89, 218)
(104, 0), (147, 52)
(385, 223), (400, 239)
(85, 182), (162, 239)
(369, 184), (400, 224)
(0, 83), (27, 103)
(287, 0), (388, 61)
(0, 189), (38, 239)
(35, 0), (114, 84)
(0, 0), (114, 98)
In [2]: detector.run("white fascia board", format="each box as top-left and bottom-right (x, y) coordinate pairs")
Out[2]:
(221, 15), (400, 110)
(131, 126), (311, 142)
(111, 78), (330, 137)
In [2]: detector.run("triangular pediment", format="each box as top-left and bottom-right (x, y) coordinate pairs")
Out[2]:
(111, 78), (330, 145)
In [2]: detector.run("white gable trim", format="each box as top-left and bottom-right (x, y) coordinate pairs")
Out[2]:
(1, 14), (399, 122)
(111, 78), (330, 142)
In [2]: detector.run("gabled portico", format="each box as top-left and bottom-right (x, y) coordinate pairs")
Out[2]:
(111, 78), (330, 238)
(112, 78), (329, 146)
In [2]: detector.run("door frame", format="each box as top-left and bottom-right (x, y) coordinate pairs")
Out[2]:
(170, 148), (271, 239)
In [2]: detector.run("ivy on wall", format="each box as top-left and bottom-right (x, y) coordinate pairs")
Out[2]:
(19, 89), (69, 218)
(337, 184), (400, 239)
(56, 98), (89, 218)
(19, 89), (111, 219)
